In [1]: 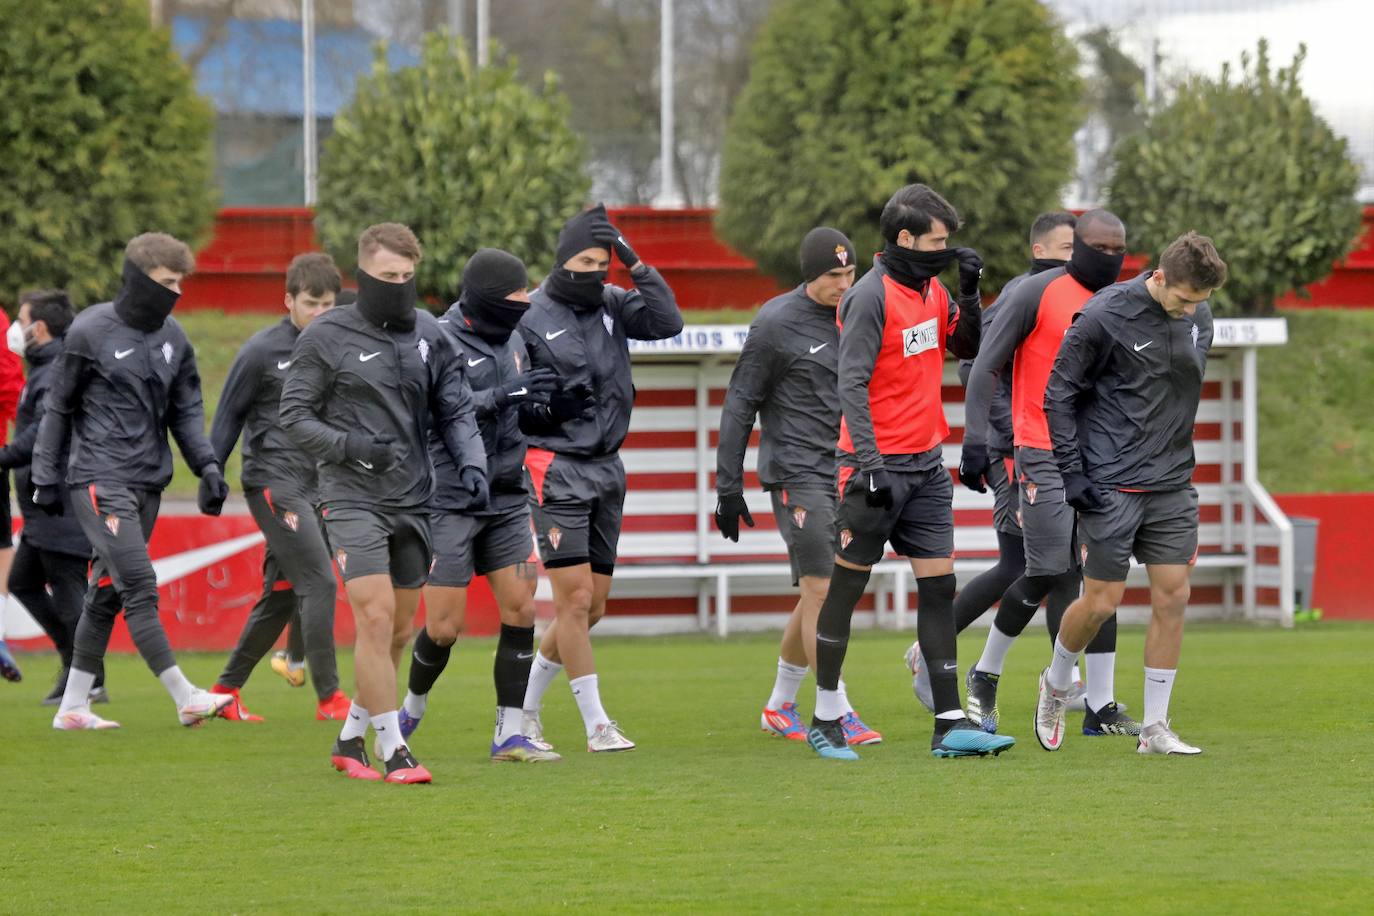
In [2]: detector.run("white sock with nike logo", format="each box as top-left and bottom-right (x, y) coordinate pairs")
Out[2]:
(1048, 637), (1078, 690)
(373, 710), (402, 760)
(569, 674), (610, 737)
(1142, 666), (1177, 727)
(339, 701), (370, 741)
(495, 706), (523, 744)
(766, 658), (808, 710)
(835, 678), (856, 715)
(522, 652), (563, 714)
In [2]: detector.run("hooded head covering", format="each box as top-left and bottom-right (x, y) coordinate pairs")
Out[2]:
(459, 248), (530, 344)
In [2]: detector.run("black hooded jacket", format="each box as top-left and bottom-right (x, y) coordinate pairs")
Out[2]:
(0, 339), (91, 557)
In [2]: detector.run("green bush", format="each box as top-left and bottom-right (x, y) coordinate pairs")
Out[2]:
(1107, 42), (1362, 315)
(716, 0), (1082, 292)
(317, 33), (590, 302)
(0, 0), (216, 308)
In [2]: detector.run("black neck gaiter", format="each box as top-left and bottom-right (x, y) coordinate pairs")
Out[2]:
(1030, 257), (1068, 275)
(356, 269), (418, 332)
(880, 243), (958, 291)
(461, 294), (530, 344)
(1065, 236), (1125, 293)
(113, 258), (179, 332)
(546, 268), (608, 311)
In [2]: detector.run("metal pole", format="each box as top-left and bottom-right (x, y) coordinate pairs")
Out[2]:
(302, 0), (317, 205)
(476, 0), (489, 66)
(657, 0), (677, 206)
(448, 0), (465, 37)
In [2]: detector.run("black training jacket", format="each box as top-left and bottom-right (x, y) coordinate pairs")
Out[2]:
(1044, 274), (1215, 491)
(716, 285), (839, 494)
(431, 301), (537, 514)
(519, 266), (682, 460)
(0, 339), (91, 557)
(279, 304), (484, 512)
(211, 317), (318, 493)
(32, 302), (218, 492)
(957, 269), (1032, 458)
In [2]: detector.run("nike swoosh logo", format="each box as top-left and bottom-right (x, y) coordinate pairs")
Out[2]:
(509, 387), (527, 397)
(277, 360), (291, 370)
(357, 460), (373, 470)
(115, 349), (135, 359)
(545, 329), (567, 340)
(868, 477), (877, 492)
(359, 352), (381, 362)
(809, 343), (828, 354)
(1133, 341), (1153, 352)
(467, 357), (487, 366)
(942, 663), (957, 671)
(516, 651), (534, 660)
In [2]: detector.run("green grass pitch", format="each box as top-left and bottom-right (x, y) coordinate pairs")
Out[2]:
(3, 623), (1372, 913)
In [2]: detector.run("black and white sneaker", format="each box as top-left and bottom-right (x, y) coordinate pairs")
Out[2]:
(1083, 701), (1142, 736)
(965, 669), (1000, 734)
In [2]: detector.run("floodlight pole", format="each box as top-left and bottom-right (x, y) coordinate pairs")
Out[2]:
(302, 0), (317, 206)
(656, 0), (679, 207)
(476, 0), (489, 66)
(449, 0), (465, 37)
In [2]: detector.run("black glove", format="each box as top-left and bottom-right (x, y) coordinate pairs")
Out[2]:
(958, 443), (990, 493)
(713, 492), (755, 543)
(548, 383), (595, 423)
(493, 368), (559, 408)
(198, 465), (229, 516)
(862, 468), (894, 510)
(33, 484), (64, 517)
(458, 466), (488, 505)
(1063, 471), (1106, 512)
(344, 432), (398, 470)
(0, 445), (18, 469)
(954, 247), (984, 299)
(586, 209), (640, 267)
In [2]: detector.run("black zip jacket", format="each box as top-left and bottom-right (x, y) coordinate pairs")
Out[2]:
(958, 269), (1034, 458)
(716, 285), (839, 494)
(211, 317), (318, 493)
(279, 304), (484, 512)
(431, 301), (538, 514)
(1045, 274), (1215, 491)
(0, 339), (91, 557)
(32, 302), (218, 491)
(519, 266), (682, 459)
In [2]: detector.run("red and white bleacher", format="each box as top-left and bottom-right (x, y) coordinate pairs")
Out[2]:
(554, 319), (1297, 636)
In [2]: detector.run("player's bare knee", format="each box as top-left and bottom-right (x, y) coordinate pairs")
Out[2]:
(428, 616), (464, 644)
(1154, 582), (1190, 616)
(556, 586), (594, 619)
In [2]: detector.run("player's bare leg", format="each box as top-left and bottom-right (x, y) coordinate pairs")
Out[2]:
(1137, 564), (1200, 754)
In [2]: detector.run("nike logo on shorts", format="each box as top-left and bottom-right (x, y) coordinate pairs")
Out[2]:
(509, 387), (528, 396)
(868, 477), (877, 492)
(1133, 341), (1153, 352)
(359, 351), (381, 362)
(545, 329), (568, 340)
(277, 360), (291, 369)
(467, 357), (487, 366)
(809, 343), (828, 354)
(115, 348), (135, 359)
(357, 460), (374, 470)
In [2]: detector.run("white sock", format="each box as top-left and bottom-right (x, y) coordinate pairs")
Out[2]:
(522, 653), (563, 713)
(494, 706), (523, 744)
(1047, 638), (1078, 690)
(1072, 664), (1083, 685)
(59, 668), (97, 714)
(936, 709), (965, 721)
(339, 701), (370, 741)
(1085, 652), (1116, 712)
(288, 660), (305, 672)
(158, 665), (196, 707)
(766, 658), (808, 710)
(836, 678), (856, 715)
(569, 674), (610, 737)
(373, 710), (402, 759)
(403, 690), (427, 719)
(976, 625), (1017, 676)
(1143, 666), (1177, 727)
(814, 687), (846, 721)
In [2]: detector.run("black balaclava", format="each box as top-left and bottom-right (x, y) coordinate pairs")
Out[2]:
(113, 258), (179, 332)
(880, 241), (959, 291)
(459, 248), (530, 344)
(799, 227), (856, 283)
(1030, 257), (1068, 274)
(547, 205), (610, 310)
(1065, 234), (1126, 293)
(355, 268), (418, 332)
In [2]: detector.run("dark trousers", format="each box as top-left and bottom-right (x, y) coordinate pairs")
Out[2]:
(217, 487), (340, 699)
(68, 484), (176, 675)
(8, 538), (103, 687)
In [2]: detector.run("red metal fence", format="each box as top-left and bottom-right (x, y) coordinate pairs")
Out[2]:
(180, 206), (1374, 312)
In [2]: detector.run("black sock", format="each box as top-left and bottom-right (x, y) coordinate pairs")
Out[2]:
(1044, 571), (1081, 644)
(493, 623), (535, 709)
(407, 627), (453, 697)
(1085, 611), (1117, 654)
(992, 574), (1055, 639)
(814, 564), (870, 698)
(953, 532), (1026, 633)
(916, 573), (960, 716)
